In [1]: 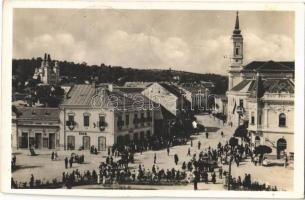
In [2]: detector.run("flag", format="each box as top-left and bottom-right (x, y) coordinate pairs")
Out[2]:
(232, 101), (236, 114)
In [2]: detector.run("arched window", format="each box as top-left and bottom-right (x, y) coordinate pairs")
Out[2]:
(235, 48), (239, 55)
(279, 113), (286, 127)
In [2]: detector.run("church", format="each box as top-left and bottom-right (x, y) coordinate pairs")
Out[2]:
(33, 53), (60, 85)
(226, 12), (294, 158)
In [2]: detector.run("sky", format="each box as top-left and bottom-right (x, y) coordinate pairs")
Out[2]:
(13, 9), (294, 75)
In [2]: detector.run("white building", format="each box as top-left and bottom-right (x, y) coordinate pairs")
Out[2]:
(226, 12), (294, 157)
(59, 84), (156, 151)
(33, 53), (60, 85)
(141, 82), (189, 117)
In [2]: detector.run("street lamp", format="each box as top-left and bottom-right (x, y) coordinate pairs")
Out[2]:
(227, 155), (234, 190)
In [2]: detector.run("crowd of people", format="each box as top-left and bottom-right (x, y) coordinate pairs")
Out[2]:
(225, 173), (278, 191)
(12, 115), (283, 191)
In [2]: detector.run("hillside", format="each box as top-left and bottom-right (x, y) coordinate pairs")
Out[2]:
(12, 57), (228, 94)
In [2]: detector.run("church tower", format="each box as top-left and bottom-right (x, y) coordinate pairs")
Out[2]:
(228, 11), (244, 90)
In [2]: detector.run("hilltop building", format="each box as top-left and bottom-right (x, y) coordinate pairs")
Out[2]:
(33, 53), (60, 85)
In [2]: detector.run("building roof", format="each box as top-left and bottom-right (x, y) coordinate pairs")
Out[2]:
(231, 80), (255, 93)
(16, 107), (60, 121)
(62, 84), (152, 111)
(180, 85), (207, 95)
(62, 84), (96, 106)
(114, 87), (145, 94)
(241, 60), (294, 73)
(159, 83), (184, 97)
(249, 78), (294, 98)
(231, 78), (294, 98)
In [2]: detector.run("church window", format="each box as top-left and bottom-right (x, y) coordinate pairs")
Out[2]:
(279, 113), (286, 127)
(239, 99), (244, 108)
(251, 112), (255, 125)
(235, 48), (239, 55)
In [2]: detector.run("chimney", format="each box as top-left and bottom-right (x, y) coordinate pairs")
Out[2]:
(47, 54), (51, 61)
(44, 53), (47, 61)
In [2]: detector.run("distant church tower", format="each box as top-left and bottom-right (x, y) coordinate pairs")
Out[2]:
(33, 53), (60, 85)
(228, 11), (243, 90)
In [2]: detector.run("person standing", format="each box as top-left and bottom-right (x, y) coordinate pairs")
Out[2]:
(212, 172), (216, 184)
(221, 131), (224, 138)
(205, 131), (209, 139)
(193, 170), (199, 190)
(174, 154), (179, 165)
(65, 157), (68, 169)
(167, 146), (170, 156)
(219, 166), (223, 179)
(154, 153), (157, 164)
(198, 141), (201, 150)
(29, 174), (34, 188)
(190, 140), (193, 147)
(69, 157), (73, 168)
(187, 148), (191, 156)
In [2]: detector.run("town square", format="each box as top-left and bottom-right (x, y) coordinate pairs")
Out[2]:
(10, 9), (295, 191)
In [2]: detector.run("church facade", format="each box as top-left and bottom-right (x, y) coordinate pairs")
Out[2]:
(33, 53), (60, 85)
(226, 12), (294, 157)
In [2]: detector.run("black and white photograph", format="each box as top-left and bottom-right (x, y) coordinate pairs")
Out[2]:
(1, 0), (304, 198)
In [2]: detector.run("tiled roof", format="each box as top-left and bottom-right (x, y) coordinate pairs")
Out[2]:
(159, 83), (184, 97)
(231, 80), (255, 92)
(242, 61), (294, 72)
(180, 86), (207, 94)
(16, 107), (60, 121)
(249, 78), (294, 98)
(62, 84), (96, 106)
(115, 87), (145, 94)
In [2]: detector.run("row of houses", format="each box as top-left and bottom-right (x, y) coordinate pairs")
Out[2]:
(12, 82), (213, 151)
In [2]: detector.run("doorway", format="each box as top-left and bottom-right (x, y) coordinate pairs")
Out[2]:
(49, 133), (56, 149)
(98, 136), (106, 151)
(67, 136), (75, 150)
(83, 136), (90, 150)
(35, 133), (42, 149)
(277, 138), (287, 159)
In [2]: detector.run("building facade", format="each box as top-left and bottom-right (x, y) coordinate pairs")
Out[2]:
(59, 84), (155, 151)
(141, 82), (189, 117)
(226, 12), (295, 156)
(13, 107), (60, 150)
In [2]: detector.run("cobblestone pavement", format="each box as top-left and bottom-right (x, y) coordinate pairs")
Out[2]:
(12, 114), (293, 190)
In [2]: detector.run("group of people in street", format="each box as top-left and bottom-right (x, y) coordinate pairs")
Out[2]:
(12, 114), (282, 191)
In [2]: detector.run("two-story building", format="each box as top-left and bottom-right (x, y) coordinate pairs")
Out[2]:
(247, 74), (294, 156)
(59, 84), (156, 151)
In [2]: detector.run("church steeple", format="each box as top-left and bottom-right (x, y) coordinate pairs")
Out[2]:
(231, 11), (243, 66)
(228, 11), (244, 90)
(233, 11), (241, 35)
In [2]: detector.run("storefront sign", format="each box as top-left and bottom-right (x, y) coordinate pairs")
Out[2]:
(79, 132), (87, 136)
